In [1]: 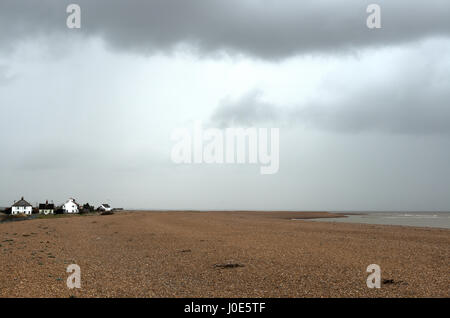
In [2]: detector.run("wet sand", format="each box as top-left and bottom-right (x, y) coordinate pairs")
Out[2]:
(0, 211), (448, 298)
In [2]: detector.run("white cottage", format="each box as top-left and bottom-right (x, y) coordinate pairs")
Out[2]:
(63, 198), (79, 214)
(98, 204), (112, 212)
(11, 197), (33, 215)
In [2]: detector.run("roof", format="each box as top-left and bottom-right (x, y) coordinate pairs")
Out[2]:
(102, 204), (111, 208)
(64, 198), (79, 206)
(39, 203), (55, 210)
(12, 198), (32, 207)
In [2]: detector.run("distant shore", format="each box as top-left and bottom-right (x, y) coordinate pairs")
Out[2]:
(0, 211), (448, 297)
(0, 210), (346, 224)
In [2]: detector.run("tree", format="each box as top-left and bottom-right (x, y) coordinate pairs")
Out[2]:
(82, 203), (94, 213)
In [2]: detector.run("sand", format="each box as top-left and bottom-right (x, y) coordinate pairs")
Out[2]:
(0, 211), (448, 298)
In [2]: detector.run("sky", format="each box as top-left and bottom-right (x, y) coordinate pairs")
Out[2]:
(1, 0), (450, 211)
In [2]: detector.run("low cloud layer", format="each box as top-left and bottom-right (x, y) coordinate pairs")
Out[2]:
(211, 40), (450, 134)
(211, 91), (281, 128)
(0, 65), (15, 86)
(1, 0), (450, 59)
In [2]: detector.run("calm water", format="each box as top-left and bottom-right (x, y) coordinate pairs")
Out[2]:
(305, 212), (450, 229)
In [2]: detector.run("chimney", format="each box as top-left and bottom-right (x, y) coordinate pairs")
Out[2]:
(46, 200), (48, 205)
(21, 196), (24, 200)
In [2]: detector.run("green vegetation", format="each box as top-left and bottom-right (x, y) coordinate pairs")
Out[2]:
(35, 214), (70, 219)
(35, 212), (98, 220)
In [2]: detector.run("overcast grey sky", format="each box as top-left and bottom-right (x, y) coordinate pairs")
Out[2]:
(1, 1), (450, 211)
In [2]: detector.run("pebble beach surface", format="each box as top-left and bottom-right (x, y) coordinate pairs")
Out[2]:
(0, 211), (448, 298)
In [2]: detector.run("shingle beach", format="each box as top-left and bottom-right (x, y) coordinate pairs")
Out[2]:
(0, 211), (448, 297)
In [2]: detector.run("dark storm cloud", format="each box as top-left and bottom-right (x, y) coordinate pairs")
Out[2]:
(211, 48), (450, 134)
(295, 84), (450, 135)
(211, 90), (281, 127)
(1, 0), (450, 59)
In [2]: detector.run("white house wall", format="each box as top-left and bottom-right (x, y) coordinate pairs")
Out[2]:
(11, 206), (32, 215)
(63, 201), (79, 213)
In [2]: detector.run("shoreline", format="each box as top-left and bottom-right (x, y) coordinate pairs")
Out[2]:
(3, 210), (449, 229)
(0, 210), (345, 223)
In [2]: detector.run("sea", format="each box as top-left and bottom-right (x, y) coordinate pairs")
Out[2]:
(305, 212), (450, 229)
